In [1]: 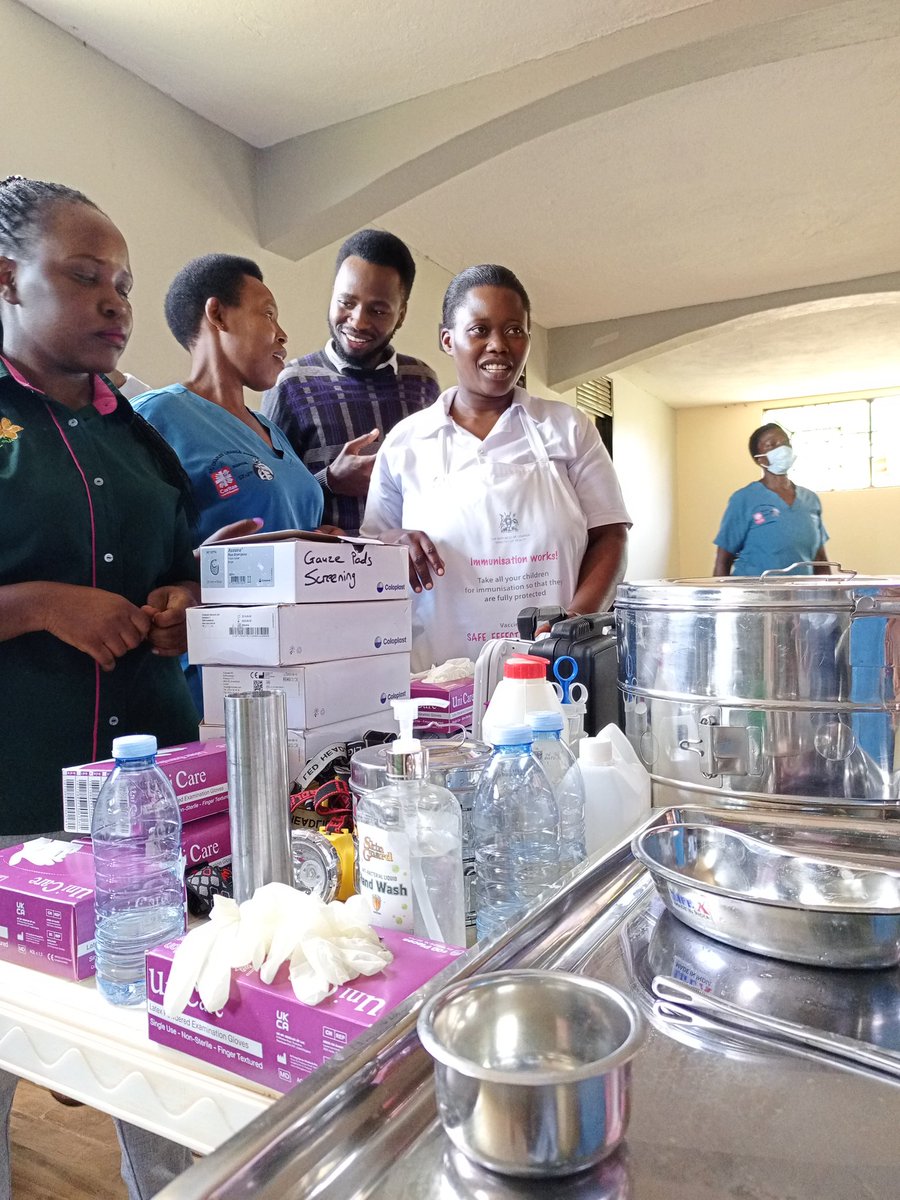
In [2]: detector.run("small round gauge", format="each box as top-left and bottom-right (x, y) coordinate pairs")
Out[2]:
(291, 830), (341, 902)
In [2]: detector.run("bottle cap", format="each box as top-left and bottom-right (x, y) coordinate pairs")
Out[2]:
(490, 724), (534, 747)
(111, 734), (157, 760)
(529, 710), (564, 732)
(502, 655), (547, 681)
(579, 736), (613, 765)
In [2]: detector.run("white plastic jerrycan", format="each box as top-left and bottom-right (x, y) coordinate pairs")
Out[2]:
(578, 723), (651, 859)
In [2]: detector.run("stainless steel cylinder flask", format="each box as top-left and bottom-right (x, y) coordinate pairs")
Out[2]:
(224, 689), (293, 902)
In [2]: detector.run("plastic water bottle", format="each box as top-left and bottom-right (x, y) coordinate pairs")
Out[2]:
(472, 724), (559, 940)
(529, 711), (586, 876)
(92, 735), (185, 1006)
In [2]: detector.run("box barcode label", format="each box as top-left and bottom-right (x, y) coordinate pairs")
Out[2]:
(63, 774), (105, 834)
(228, 626), (270, 637)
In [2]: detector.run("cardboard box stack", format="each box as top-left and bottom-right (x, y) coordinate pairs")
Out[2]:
(190, 533), (412, 794)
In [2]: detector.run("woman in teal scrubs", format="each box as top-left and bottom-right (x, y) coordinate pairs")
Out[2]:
(134, 254), (325, 541)
(713, 423), (831, 577)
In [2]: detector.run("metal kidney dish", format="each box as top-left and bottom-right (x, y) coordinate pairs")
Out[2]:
(633, 823), (900, 968)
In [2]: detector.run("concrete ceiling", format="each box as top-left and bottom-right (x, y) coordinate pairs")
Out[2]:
(621, 296), (900, 405)
(20, 0), (900, 405)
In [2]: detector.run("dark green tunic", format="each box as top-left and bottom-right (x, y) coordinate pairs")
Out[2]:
(0, 363), (199, 834)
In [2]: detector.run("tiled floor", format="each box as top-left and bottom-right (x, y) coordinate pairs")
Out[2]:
(10, 1080), (128, 1199)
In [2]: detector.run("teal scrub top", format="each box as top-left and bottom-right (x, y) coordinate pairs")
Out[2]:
(714, 480), (828, 576)
(133, 385), (324, 543)
(0, 364), (200, 834)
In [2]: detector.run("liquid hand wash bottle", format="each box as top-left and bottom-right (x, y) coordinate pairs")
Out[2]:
(355, 699), (466, 947)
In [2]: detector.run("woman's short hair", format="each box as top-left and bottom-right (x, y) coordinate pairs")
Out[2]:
(165, 253), (263, 350)
(749, 422), (788, 458)
(441, 265), (531, 328)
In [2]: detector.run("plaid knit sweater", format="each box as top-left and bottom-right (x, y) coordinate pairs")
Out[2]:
(261, 347), (440, 532)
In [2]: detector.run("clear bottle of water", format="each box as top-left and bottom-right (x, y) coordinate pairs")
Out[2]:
(472, 724), (560, 941)
(91, 735), (185, 1006)
(529, 711), (587, 876)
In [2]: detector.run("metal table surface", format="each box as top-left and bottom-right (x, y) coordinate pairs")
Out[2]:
(158, 817), (900, 1199)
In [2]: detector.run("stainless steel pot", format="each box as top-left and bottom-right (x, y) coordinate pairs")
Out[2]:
(417, 970), (644, 1177)
(616, 575), (900, 810)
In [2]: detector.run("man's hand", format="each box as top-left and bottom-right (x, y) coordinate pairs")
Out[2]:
(142, 584), (198, 656)
(379, 528), (445, 593)
(40, 583), (152, 671)
(326, 429), (380, 498)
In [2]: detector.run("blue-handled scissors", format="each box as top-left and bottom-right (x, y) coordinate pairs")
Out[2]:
(552, 656), (587, 705)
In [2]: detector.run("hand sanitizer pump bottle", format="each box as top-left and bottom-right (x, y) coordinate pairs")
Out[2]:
(355, 699), (466, 947)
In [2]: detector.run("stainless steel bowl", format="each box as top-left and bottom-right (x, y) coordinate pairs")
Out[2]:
(417, 970), (645, 1177)
(633, 823), (900, 968)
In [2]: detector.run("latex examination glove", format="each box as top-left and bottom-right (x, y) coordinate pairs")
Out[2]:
(162, 886), (393, 1018)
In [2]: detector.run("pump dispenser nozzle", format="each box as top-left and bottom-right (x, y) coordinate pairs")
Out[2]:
(387, 697), (448, 779)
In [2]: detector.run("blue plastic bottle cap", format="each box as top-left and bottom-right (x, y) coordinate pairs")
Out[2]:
(490, 724), (534, 746)
(529, 710), (565, 732)
(111, 734), (158, 760)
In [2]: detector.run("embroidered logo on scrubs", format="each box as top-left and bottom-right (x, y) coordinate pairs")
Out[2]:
(252, 459), (275, 481)
(752, 505), (780, 525)
(0, 416), (23, 444)
(499, 511), (519, 533)
(211, 467), (239, 498)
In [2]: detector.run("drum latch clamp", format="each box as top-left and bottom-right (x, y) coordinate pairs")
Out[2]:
(679, 709), (755, 781)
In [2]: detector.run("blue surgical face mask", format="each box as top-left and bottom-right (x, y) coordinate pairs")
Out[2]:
(757, 444), (795, 475)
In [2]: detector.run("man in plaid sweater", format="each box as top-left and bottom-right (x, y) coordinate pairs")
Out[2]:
(262, 230), (440, 534)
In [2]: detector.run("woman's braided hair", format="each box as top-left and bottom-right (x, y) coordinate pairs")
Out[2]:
(0, 175), (199, 533)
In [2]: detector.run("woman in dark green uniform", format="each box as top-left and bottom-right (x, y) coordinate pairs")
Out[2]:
(0, 177), (200, 837)
(0, 176), (197, 1196)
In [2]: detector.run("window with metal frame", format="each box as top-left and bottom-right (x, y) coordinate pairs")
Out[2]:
(762, 397), (900, 491)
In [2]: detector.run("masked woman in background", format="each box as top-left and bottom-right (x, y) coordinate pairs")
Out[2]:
(0, 174), (196, 1196)
(713, 422), (831, 577)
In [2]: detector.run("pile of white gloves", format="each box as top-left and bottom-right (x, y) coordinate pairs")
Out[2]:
(163, 884), (393, 1017)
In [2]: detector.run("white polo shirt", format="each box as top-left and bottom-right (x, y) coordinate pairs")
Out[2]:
(361, 386), (631, 536)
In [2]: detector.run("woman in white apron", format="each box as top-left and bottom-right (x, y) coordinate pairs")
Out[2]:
(361, 265), (630, 671)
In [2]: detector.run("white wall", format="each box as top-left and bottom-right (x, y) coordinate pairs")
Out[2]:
(611, 372), (678, 579)
(2, 0), (457, 394)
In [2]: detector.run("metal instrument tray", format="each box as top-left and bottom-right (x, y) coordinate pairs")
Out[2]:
(634, 807), (900, 968)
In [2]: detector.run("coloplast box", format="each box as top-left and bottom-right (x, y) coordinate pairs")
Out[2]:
(187, 599), (411, 668)
(63, 740), (229, 834)
(0, 839), (95, 980)
(146, 929), (462, 1092)
(199, 532), (409, 605)
(201, 656), (410, 729)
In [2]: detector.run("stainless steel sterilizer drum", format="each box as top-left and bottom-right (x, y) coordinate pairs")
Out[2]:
(616, 573), (900, 812)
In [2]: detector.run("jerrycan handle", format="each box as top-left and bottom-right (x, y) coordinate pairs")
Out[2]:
(597, 722), (643, 768)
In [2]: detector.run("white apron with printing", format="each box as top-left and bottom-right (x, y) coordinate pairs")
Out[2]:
(403, 405), (588, 671)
